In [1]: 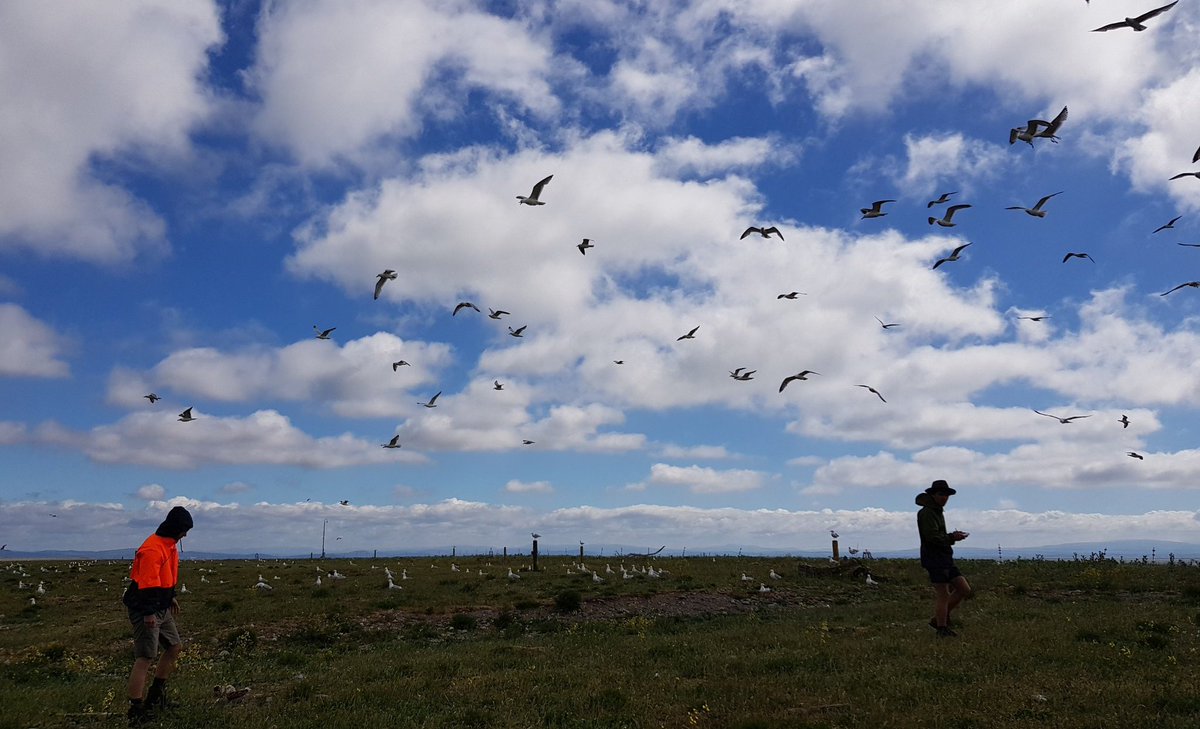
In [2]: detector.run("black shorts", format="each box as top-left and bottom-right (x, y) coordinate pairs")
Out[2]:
(925, 563), (963, 584)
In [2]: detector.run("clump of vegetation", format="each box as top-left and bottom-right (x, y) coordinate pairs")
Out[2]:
(554, 589), (582, 612)
(449, 613), (477, 631)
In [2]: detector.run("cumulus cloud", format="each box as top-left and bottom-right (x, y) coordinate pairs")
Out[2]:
(0, 1), (221, 262)
(633, 463), (768, 494)
(504, 479), (554, 494)
(0, 304), (70, 378)
(135, 484), (166, 501)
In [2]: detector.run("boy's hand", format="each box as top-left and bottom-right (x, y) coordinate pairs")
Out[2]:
(170, 597), (181, 616)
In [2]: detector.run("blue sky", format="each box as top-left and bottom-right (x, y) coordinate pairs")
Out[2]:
(3, 0), (1200, 554)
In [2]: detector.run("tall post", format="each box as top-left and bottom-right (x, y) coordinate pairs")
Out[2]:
(579, 542), (584, 562)
(532, 538), (539, 571)
(321, 519), (327, 559)
(831, 539), (840, 562)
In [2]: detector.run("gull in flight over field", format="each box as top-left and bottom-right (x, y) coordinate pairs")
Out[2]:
(577, 238), (594, 255)
(1160, 281), (1200, 296)
(1033, 409), (1091, 424)
(1152, 215), (1182, 233)
(453, 302), (480, 316)
(857, 385), (887, 403)
(144, 393), (160, 403)
(418, 391), (441, 408)
(860, 199), (895, 219)
(517, 174), (553, 205)
(1062, 252), (1095, 263)
(1119, 414), (1131, 428)
(314, 325), (335, 340)
(1091, 1), (1178, 32)
(392, 360), (410, 370)
(779, 371), (819, 392)
(928, 204), (972, 227)
(178, 407), (196, 422)
(374, 270), (397, 300)
(677, 326), (700, 341)
(488, 308), (510, 319)
(927, 191), (957, 208)
(1007, 191), (1063, 218)
(932, 243), (971, 270)
(508, 325), (526, 337)
(740, 226), (784, 241)
(381, 435), (401, 449)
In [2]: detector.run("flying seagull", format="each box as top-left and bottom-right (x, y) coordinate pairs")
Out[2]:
(676, 326), (700, 341)
(1033, 409), (1091, 424)
(1160, 281), (1200, 296)
(1007, 191), (1063, 218)
(488, 308), (510, 319)
(178, 407), (196, 422)
(857, 384), (887, 403)
(777, 291), (806, 299)
(1091, 1), (1178, 32)
(517, 174), (553, 205)
(729, 368), (756, 381)
(1010, 107), (1067, 146)
(508, 325), (526, 337)
(932, 243), (971, 270)
(1176, 243), (1200, 247)
(314, 326), (335, 340)
(381, 436), (401, 449)
(418, 391), (441, 408)
(453, 302), (480, 316)
(1127, 451), (1144, 460)
(779, 371), (819, 392)
(875, 316), (899, 329)
(1119, 414), (1131, 428)
(1152, 215), (1182, 233)
(522, 439), (535, 445)
(1168, 171), (1200, 181)
(1194, 145), (1200, 164)
(740, 226), (784, 241)
(860, 199), (895, 219)
(374, 269), (397, 300)
(1017, 315), (1050, 321)
(928, 204), (972, 227)
(144, 393), (161, 403)
(1062, 252), (1095, 263)
(392, 361), (410, 370)
(613, 360), (624, 365)
(577, 238), (594, 255)
(927, 191), (957, 208)
(339, 500), (350, 506)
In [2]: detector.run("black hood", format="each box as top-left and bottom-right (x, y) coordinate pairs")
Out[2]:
(155, 506), (193, 539)
(915, 492), (938, 508)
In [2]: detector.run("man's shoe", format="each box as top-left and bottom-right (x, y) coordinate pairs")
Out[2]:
(145, 685), (170, 711)
(127, 703), (151, 726)
(936, 626), (958, 638)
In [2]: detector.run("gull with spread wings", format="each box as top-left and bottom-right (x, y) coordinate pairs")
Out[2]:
(517, 174), (553, 205)
(1007, 191), (1063, 218)
(1033, 409), (1091, 424)
(740, 226), (784, 241)
(1091, 1), (1177, 32)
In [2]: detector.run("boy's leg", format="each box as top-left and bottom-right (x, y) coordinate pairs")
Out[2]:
(932, 583), (951, 627)
(127, 657), (152, 700)
(946, 575), (973, 616)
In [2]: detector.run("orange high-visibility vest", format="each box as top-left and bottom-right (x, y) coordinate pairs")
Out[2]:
(129, 534), (179, 589)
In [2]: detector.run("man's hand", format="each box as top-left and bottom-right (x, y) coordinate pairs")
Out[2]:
(951, 530), (969, 542)
(170, 597), (181, 616)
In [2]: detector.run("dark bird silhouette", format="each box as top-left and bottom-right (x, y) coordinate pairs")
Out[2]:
(857, 384), (886, 403)
(488, 308), (511, 319)
(517, 174), (553, 205)
(418, 391), (441, 408)
(740, 226), (784, 241)
(1010, 107), (1068, 146)
(1007, 191), (1063, 218)
(374, 269), (397, 300)
(494, 380), (504, 390)
(1091, 1), (1178, 32)
(1152, 215), (1182, 233)
(927, 191), (957, 208)
(612, 360), (624, 365)
(392, 360), (410, 370)
(577, 238), (594, 255)
(1194, 145), (1200, 164)
(314, 326), (335, 340)
(1160, 281), (1200, 296)
(1119, 414), (1131, 428)
(508, 325), (526, 337)
(1033, 409), (1091, 424)
(339, 500), (350, 506)
(381, 436), (401, 449)
(875, 316), (899, 329)
(144, 393), (161, 403)
(522, 440), (535, 445)
(779, 371), (820, 392)
(1127, 451), (1144, 460)
(453, 302), (480, 316)
(1062, 252), (1095, 263)
(178, 407), (196, 422)
(1017, 315), (1050, 321)
(729, 368), (756, 381)
(676, 326), (700, 341)
(932, 243), (971, 270)
(928, 204), (972, 227)
(1175, 243), (1200, 248)
(777, 291), (806, 299)
(860, 199), (895, 219)
(1169, 171), (1200, 181)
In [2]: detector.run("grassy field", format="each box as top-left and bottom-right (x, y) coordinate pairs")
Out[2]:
(2, 554), (1199, 728)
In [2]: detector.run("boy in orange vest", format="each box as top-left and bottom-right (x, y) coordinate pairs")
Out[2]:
(122, 506), (192, 724)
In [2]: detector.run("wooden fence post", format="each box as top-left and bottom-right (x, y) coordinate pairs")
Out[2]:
(831, 539), (840, 562)
(532, 539), (539, 571)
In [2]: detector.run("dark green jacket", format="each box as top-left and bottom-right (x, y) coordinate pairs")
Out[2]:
(916, 492), (954, 566)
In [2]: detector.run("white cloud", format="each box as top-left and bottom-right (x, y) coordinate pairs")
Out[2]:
(219, 481), (253, 495)
(654, 135), (795, 178)
(0, 304), (70, 378)
(504, 479), (554, 495)
(658, 444), (733, 460)
(0, 2), (221, 262)
(135, 484), (166, 501)
(895, 132), (1010, 198)
(636, 463), (767, 494)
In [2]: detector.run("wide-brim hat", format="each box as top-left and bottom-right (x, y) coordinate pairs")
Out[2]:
(925, 479), (956, 496)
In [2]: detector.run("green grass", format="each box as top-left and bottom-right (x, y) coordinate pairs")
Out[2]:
(2, 556), (1199, 727)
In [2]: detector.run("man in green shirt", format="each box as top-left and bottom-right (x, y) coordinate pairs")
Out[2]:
(916, 480), (972, 637)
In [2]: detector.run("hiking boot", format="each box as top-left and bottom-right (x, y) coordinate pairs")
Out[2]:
(929, 618), (951, 630)
(127, 703), (151, 726)
(936, 626), (958, 638)
(145, 684), (171, 711)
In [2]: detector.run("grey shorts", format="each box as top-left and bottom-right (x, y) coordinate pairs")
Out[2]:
(129, 608), (181, 659)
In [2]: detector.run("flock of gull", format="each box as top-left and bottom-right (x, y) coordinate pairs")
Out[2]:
(132, 2), (1200, 472)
